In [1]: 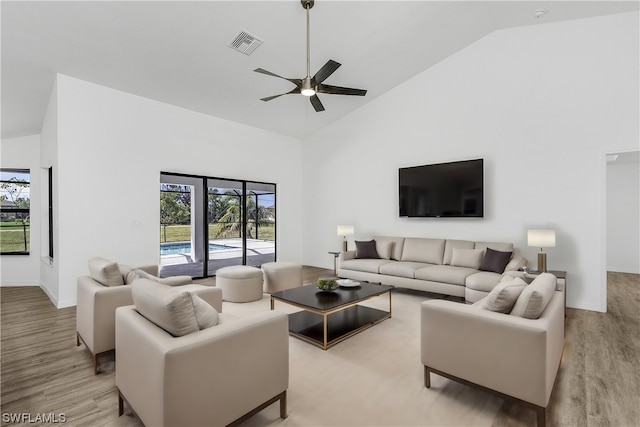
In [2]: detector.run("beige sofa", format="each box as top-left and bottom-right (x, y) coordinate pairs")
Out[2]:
(338, 236), (527, 302)
(115, 296), (289, 427)
(76, 258), (204, 374)
(420, 274), (564, 427)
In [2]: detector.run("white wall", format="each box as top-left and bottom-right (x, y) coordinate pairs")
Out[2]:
(302, 12), (639, 312)
(607, 158), (640, 273)
(0, 134), (41, 285)
(41, 74), (303, 307)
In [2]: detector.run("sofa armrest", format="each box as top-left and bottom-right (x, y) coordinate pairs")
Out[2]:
(339, 250), (356, 263)
(116, 307), (288, 427)
(157, 275), (192, 286)
(420, 291), (564, 408)
(76, 276), (133, 354)
(504, 255), (527, 272)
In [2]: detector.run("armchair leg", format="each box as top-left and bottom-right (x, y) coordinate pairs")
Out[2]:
(535, 406), (546, 427)
(424, 365), (431, 388)
(93, 354), (99, 375)
(76, 333), (80, 347)
(280, 390), (288, 419)
(118, 392), (124, 417)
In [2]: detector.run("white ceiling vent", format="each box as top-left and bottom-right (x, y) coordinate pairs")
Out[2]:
(229, 30), (263, 55)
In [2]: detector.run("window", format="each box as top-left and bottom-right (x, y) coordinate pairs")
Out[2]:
(0, 169), (31, 255)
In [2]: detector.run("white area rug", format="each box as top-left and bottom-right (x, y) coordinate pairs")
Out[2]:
(222, 288), (503, 427)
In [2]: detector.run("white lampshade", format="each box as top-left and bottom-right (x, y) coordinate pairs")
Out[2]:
(527, 229), (556, 248)
(337, 225), (354, 237)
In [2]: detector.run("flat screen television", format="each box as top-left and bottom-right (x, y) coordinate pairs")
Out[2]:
(399, 158), (483, 218)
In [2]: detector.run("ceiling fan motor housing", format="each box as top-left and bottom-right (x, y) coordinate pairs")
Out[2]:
(301, 1), (314, 9)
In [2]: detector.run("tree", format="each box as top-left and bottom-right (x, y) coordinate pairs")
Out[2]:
(0, 177), (30, 251)
(159, 186), (191, 242)
(213, 192), (272, 240)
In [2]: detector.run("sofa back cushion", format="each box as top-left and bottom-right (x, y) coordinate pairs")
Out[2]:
(401, 238), (445, 264)
(88, 257), (125, 287)
(373, 236), (405, 260)
(510, 273), (557, 319)
(450, 248), (484, 269)
(443, 240), (476, 265)
(478, 276), (527, 313)
(131, 279), (219, 337)
(475, 241), (514, 254)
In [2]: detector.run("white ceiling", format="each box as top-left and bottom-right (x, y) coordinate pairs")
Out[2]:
(2, 1), (638, 140)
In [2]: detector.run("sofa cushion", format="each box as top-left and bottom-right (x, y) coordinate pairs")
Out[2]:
(126, 268), (191, 287)
(375, 240), (394, 260)
(373, 236), (405, 260)
(475, 241), (514, 254)
(415, 265), (477, 286)
(131, 278), (200, 337)
(379, 262), (432, 279)
(191, 294), (219, 329)
(88, 257), (125, 287)
(478, 277), (527, 313)
(450, 248), (484, 269)
(355, 240), (380, 259)
(479, 248), (513, 273)
(465, 271), (504, 292)
(401, 238), (445, 264)
(340, 259), (393, 274)
(443, 240), (475, 265)
(510, 273), (557, 319)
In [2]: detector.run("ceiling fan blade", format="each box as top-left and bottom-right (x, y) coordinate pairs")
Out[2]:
(254, 68), (302, 86)
(309, 94), (325, 112)
(260, 87), (301, 102)
(317, 84), (367, 96)
(312, 60), (341, 85)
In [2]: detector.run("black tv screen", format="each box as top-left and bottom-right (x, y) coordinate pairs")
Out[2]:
(399, 159), (483, 218)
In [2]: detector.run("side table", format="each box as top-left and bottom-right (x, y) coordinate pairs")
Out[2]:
(328, 251), (341, 277)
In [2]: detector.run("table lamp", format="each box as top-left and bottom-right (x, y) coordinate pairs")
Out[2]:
(337, 225), (354, 252)
(527, 229), (556, 272)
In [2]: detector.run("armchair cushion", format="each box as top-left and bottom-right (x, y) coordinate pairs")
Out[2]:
(126, 268), (192, 286)
(477, 276), (527, 313)
(89, 257), (125, 287)
(131, 279), (201, 337)
(511, 273), (557, 319)
(192, 295), (219, 329)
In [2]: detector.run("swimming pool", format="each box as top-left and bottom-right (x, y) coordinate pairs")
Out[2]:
(160, 242), (235, 256)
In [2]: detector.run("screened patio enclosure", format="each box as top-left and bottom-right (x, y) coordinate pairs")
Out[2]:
(159, 173), (276, 278)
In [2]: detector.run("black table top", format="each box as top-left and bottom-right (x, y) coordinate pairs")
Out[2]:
(271, 282), (393, 312)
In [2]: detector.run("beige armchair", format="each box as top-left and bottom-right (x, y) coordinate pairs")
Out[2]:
(76, 259), (201, 374)
(421, 284), (564, 427)
(115, 304), (289, 427)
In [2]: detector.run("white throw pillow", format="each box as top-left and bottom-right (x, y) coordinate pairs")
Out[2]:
(450, 248), (484, 269)
(478, 277), (527, 313)
(510, 273), (557, 319)
(191, 294), (219, 329)
(131, 278), (199, 337)
(88, 257), (124, 287)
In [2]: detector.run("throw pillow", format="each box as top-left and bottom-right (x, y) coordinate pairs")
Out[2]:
(131, 278), (200, 337)
(450, 248), (484, 269)
(375, 241), (394, 260)
(478, 277), (527, 313)
(479, 248), (513, 274)
(355, 240), (380, 259)
(88, 257), (125, 287)
(510, 273), (557, 319)
(125, 268), (157, 285)
(191, 294), (219, 329)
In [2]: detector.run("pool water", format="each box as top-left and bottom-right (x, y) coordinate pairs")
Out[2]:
(160, 242), (234, 256)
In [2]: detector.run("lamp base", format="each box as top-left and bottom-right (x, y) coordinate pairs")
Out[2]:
(342, 240), (348, 252)
(537, 251), (547, 273)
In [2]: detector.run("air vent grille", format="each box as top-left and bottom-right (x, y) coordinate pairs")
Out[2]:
(229, 30), (263, 55)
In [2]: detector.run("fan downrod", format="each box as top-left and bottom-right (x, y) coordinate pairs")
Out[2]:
(301, 0), (314, 10)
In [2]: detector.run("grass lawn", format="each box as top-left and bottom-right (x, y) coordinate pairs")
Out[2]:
(160, 224), (274, 243)
(0, 227), (30, 253)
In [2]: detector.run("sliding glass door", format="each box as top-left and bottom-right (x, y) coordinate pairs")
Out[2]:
(160, 172), (275, 278)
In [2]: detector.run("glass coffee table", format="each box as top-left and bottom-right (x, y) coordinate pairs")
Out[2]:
(270, 281), (393, 350)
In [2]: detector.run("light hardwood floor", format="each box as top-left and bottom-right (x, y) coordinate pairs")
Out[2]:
(1, 269), (638, 426)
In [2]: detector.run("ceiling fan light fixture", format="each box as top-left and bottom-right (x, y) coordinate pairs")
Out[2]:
(301, 78), (316, 96)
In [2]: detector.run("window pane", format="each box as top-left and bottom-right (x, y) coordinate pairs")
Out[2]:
(0, 168), (30, 254)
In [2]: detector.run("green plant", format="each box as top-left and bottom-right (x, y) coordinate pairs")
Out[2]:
(316, 278), (337, 291)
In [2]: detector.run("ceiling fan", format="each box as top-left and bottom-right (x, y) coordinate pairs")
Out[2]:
(254, 0), (367, 112)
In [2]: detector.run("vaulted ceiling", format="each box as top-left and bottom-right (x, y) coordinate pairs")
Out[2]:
(2, 1), (638, 140)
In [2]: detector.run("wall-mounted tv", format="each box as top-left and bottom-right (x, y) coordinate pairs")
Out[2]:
(399, 158), (484, 218)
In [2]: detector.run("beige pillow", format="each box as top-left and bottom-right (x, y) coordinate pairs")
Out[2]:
(375, 241), (394, 260)
(510, 273), (557, 319)
(191, 294), (219, 329)
(131, 279), (199, 337)
(478, 277), (527, 313)
(450, 248), (484, 269)
(88, 257), (124, 287)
